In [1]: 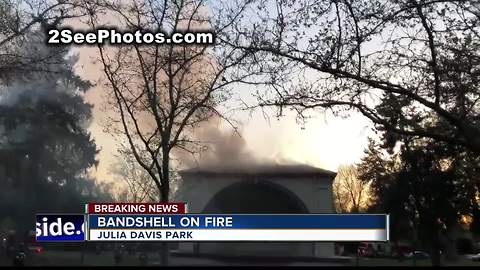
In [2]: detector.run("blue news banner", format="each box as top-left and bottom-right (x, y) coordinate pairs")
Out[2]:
(36, 214), (86, 241)
(36, 214), (389, 242)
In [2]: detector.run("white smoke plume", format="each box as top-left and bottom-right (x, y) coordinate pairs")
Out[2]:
(174, 116), (261, 170)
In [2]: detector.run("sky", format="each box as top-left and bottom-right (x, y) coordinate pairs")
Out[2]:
(65, 0), (378, 183)
(75, 46), (375, 183)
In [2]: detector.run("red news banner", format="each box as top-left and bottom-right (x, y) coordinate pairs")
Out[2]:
(86, 203), (186, 214)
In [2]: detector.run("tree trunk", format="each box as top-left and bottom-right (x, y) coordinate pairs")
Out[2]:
(159, 150), (170, 266)
(160, 147), (170, 203)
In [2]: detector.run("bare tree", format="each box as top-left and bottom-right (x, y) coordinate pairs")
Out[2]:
(0, 0), (90, 82)
(88, 0), (258, 264)
(220, 0), (480, 153)
(109, 146), (160, 203)
(333, 164), (370, 213)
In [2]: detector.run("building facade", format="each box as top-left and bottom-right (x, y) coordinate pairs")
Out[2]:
(176, 164), (337, 258)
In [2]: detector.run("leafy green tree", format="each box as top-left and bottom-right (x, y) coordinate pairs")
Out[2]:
(357, 139), (412, 248)
(0, 30), (105, 233)
(358, 134), (478, 266)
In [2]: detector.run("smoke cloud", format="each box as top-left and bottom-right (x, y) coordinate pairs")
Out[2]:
(0, 81), (52, 107)
(174, 116), (304, 171)
(175, 116), (261, 170)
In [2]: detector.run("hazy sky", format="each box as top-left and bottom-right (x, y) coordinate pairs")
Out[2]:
(56, 1), (374, 183)
(75, 46), (374, 183)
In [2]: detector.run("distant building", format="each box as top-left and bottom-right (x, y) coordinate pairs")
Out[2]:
(176, 164), (336, 258)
